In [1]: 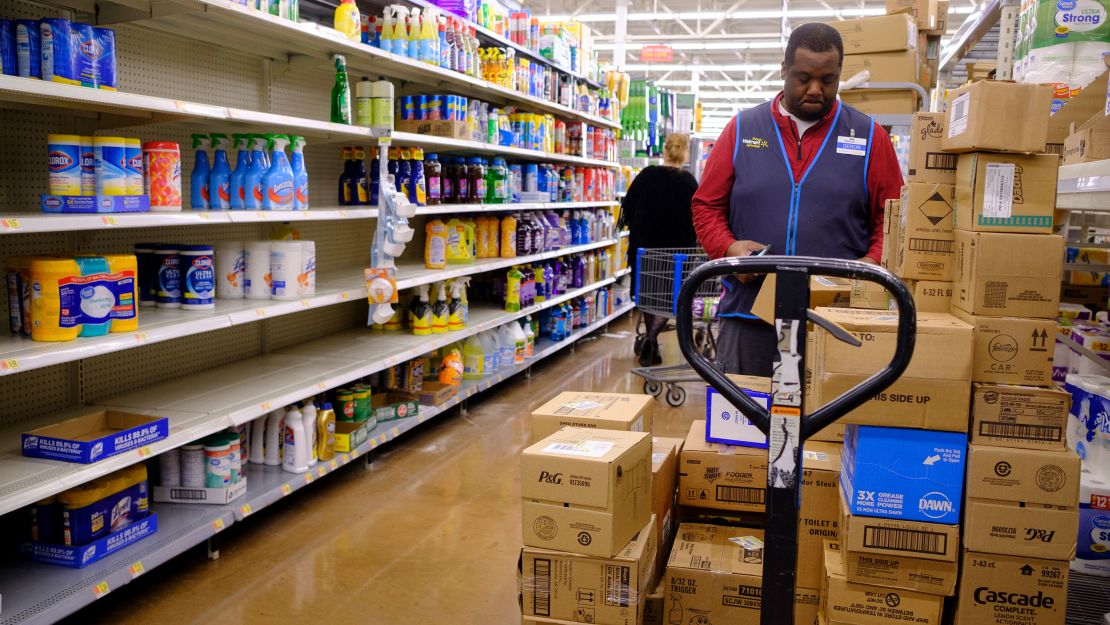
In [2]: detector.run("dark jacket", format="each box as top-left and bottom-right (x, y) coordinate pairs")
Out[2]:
(622, 165), (699, 272)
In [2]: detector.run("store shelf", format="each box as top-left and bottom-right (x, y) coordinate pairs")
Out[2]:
(1057, 159), (1110, 211)
(391, 132), (618, 167)
(0, 75), (379, 144)
(938, 0), (1006, 74)
(0, 208), (379, 234)
(416, 200), (618, 215)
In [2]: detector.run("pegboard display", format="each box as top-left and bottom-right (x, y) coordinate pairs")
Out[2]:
(264, 299), (369, 352)
(0, 363), (78, 429)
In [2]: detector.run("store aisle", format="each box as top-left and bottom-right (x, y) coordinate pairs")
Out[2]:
(61, 315), (705, 625)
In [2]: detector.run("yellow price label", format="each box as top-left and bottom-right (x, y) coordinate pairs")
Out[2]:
(101, 216), (117, 225)
(316, 382), (327, 390)
(341, 454), (350, 463)
(329, 460), (338, 470)
(300, 299), (311, 308)
(1, 217), (22, 230)
(129, 562), (145, 578)
(256, 211), (266, 219)
(255, 308), (267, 317)
(304, 473), (313, 484)
(378, 137), (392, 146)
(93, 581), (110, 599)
(317, 466), (327, 477)
(261, 401), (273, 411)
(338, 209), (348, 217)
(137, 446), (153, 458)
(340, 292), (350, 300)
(350, 449), (359, 459)
(197, 212), (210, 220)
(134, 332), (148, 343)
(1, 359), (19, 371)
(280, 483), (292, 496)
(212, 518), (225, 532)
(389, 427), (400, 438)
(240, 503), (252, 517)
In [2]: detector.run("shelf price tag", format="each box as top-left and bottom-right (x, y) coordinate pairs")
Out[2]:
(255, 308), (267, 317)
(304, 473), (313, 484)
(389, 427), (400, 438)
(260, 401), (272, 411)
(378, 136), (392, 146)
(212, 518), (225, 532)
(341, 454), (350, 463)
(350, 449), (359, 459)
(1, 217), (22, 231)
(280, 483), (292, 496)
(329, 459), (338, 470)
(1, 359), (19, 371)
(101, 216), (117, 226)
(133, 332), (148, 343)
(240, 503), (252, 517)
(137, 446), (153, 458)
(93, 581), (110, 599)
(300, 299), (311, 308)
(129, 561), (145, 578)
(316, 466), (327, 477)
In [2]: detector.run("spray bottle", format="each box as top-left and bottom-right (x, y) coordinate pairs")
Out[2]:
(448, 280), (464, 331)
(521, 316), (535, 358)
(190, 134), (211, 210)
(331, 54), (352, 125)
(418, 8), (438, 64)
(207, 133), (232, 209)
(432, 281), (448, 334)
(407, 8), (420, 59)
(244, 135), (268, 210)
(261, 134), (294, 210)
(351, 146), (370, 205)
(230, 134), (251, 210)
(390, 6), (409, 56)
(290, 135), (309, 210)
(412, 284), (432, 335)
(380, 6), (397, 54)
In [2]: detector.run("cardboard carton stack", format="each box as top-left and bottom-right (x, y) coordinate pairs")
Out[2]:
(831, 12), (921, 115)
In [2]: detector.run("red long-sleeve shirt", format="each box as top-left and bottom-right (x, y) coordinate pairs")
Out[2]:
(692, 94), (903, 262)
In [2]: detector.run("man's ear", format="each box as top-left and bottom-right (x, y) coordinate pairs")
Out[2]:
(780, 62), (787, 81)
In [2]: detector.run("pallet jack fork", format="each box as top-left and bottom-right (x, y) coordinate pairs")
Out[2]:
(675, 256), (917, 625)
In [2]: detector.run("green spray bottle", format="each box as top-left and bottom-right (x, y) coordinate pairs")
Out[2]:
(331, 54), (352, 125)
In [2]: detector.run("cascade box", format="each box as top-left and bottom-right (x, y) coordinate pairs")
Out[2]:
(842, 543), (958, 595)
(678, 420), (767, 513)
(886, 0), (938, 30)
(953, 231), (1064, 318)
(950, 310), (1056, 386)
(955, 152), (1059, 234)
(153, 477), (248, 505)
(840, 89), (918, 115)
(521, 428), (652, 557)
(751, 274), (851, 325)
(895, 182), (956, 281)
(334, 421), (368, 453)
(519, 516), (657, 625)
(941, 81), (1054, 153)
(662, 523), (766, 623)
(955, 550), (1069, 625)
(22, 513), (158, 568)
(830, 14), (918, 54)
(797, 443), (844, 590)
(842, 425), (967, 524)
(704, 375), (771, 447)
(841, 50), (919, 83)
(22, 410), (169, 464)
(796, 587), (821, 625)
(963, 498), (1078, 560)
(971, 383), (1070, 450)
(370, 392), (419, 422)
(820, 542), (945, 625)
(530, 391), (654, 443)
(840, 493), (960, 562)
(966, 444), (1080, 508)
(905, 279), (953, 313)
(650, 437), (682, 555)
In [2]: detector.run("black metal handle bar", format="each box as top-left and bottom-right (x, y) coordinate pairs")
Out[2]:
(675, 256), (916, 440)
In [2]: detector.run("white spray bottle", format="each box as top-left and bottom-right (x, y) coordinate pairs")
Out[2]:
(249, 414), (266, 464)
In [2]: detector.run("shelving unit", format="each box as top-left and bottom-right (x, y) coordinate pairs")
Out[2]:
(391, 131), (618, 167)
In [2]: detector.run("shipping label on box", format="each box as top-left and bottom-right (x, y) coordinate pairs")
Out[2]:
(531, 391), (654, 443)
(812, 373), (970, 433)
(705, 375), (771, 447)
(663, 524), (766, 623)
(840, 494), (960, 561)
(797, 443), (843, 590)
(955, 152), (1059, 234)
(953, 231), (1064, 318)
(966, 444), (1080, 508)
(955, 551), (1069, 625)
(908, 112), (958, 184)
(842, 50), (919, 83)
(963, 498), (1078, 560)
(896, 183), (956, 281)
(830, 14), (918, 54)
(842, 545), (958, 595)
(950, 310), (1056, 386)
(678, 421), (767, 513)
(971, 383), (1070, 450)
(942, 81), (1054, 153)
(821, 542), (945, 625)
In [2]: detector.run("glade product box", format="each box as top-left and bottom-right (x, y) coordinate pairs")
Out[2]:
(530, 391), (654, 444)
(23, 513), (158, 569)
(970, 383), (1071, 451)
(154, 477), (248, 505)
(955, 152), (1059, 234)
(22, 410), (169, 464)
(662, 523), (765, 624)
(821, 542), (944, 625)
(520, 427), (652, 557)
(797, 442), (843, 591)
(678, 420), (767, 513)
(704, 374), (771, 447)
(907, 112), (957, 186)
(941, 80), (1053, 154)
(842, 425), (967, 524)
(955, 551), (1069, 625)
(951, 310), (1057, 387)
(953, 231), (1064, 319)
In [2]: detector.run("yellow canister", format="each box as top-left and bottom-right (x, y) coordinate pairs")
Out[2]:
(30, 257), (82, 342)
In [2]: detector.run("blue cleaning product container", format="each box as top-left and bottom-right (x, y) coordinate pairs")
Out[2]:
(208, 133), (232, 209)
(290, 135), (309, 209)
(71, 22), (97, 88)
(261, 134), (294, 210)
(73, 256), (112, 337)
(229, 134), (251, 210)
(0, 20), (16, 76)
(40, 19), (78, 86)
(15, 19), (41, 79)
(57, 464), (148, 546)
(243, 135), (268, 209)
(93, 27), (116, 90)
(190, 134), (211, 210)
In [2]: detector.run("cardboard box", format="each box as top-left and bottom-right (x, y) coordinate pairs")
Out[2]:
(953, 231), (1064, 318)
(842, 545), (958, 595)
(942, 81), (1054, 153)
(641, 581), (664, 625)
(705, 375), (771, 447)
(849, 279), (891, 310)
(1060, 284), (1108, 310)
(881, 200), (901, 270)
(519, 516), (657, 625)
(895, 183), (956, 281)
(840, 89), (918, 115)
(678, 420), (767, 513)
(830, 14), (918, 54)
(153, 477), (247, 505)
(1062, 113), (1110, 165)
(963, 498), (1079, 560)
(797, 443), (843, 590)
(334, 421), (368, 453)
(530, 392), (654, 443)
(966, 444), (1080, 508)
(21, 513), (158, 568)
(650, 437), (681, 555)
(395, 119), (469, 140)
(842, 425), (967, 524)
(955, 551), (1069, 625)
(417, 381), (457, 406)
(842, 50), (919, 82)
(21, 410), (170, 464)
(840, 493), (960, 561)
(954, 152), (1059, 234)
(370, 392), (419, 422)
(908, 112), (958, 185)
(811, 373), (971, 433)
(931, 0), (948, 33)
(886, 0), (938, 29)
(950, 310), (1056, 386)
(663, 523), (765, 623)
(521, 428), (652, 557)
(751, 274), (851, 325)
(797, 587), (821, 625)
(905, 279), (953, 313)
(970, 383), (1071, 450)
(821, 542), (945, 625)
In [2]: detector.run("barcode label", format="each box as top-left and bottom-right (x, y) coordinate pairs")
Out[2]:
(716, 485), (766, 505)
(925, 152), (958, 171)
(980, 421), (1062, 442)
(533, 559), (551, 616)
(948, 93), (970, 138)
(863, 526), (948, 555)
(604, 565), (632, 607)
(543, 440), (615, 458)
(983, 163), (1016, 219)
(908, 238), (955, 253)
(983, 281), (1008, 309)
(168, 488), (208, 501)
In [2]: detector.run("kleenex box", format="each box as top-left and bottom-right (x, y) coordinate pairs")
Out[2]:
(22, 410), (169, 464)
(841, 425), (967, 524)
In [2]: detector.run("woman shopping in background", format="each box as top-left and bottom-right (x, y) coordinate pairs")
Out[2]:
(622, 133), (699, 367)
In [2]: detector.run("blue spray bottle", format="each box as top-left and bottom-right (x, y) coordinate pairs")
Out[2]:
(190, 134), (211, 210)
(289, 135), (309, 210)
(244, 135), (269, 209)
(208, 133), (232, 210)
(261, 134), (294, 211)
(230, 134), (251, 210)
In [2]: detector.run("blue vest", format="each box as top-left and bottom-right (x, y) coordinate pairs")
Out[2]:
(720, 100), (875, 317)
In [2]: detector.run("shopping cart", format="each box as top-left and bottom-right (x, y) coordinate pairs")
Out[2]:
(630, 247), (721, 406)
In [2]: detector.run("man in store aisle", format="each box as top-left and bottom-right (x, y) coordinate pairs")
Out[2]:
(692, 22), (903, 376)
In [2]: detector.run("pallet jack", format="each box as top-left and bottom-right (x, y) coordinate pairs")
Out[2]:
(675, 256), (917, 625)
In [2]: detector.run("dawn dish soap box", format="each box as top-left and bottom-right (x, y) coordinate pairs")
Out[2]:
(22, 410), (169, 464)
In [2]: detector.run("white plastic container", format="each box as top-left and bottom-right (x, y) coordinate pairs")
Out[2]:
(158, 448), (181, 487)
(497, 324), (516, 369)
(298, 240), (316, 298)
(479, 330), (499, 373)
(244, 241), (272, 300)
(215, 241), (245, 300)
(270, 241), (302, 301)
(249, 415), (266, 464)
(301, 401), (318, 466)
(264, 408), (284, 466)
(521, 317), (535, 359)
(282, 404), (309, 474)
(181, 444), (205, 487)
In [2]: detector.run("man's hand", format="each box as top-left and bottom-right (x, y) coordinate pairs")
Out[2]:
(725, 239), (768, 283)
(858, 256), (878, 265)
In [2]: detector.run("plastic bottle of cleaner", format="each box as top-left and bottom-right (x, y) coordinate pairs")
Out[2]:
(463, 333), (483, 380)
(411, 284), (432, 335)
(244, 135), (268, 210)
(208, 133), (232, 210)
(497, 323), (517, 369)
(334, 0), (361, 40)
(431, 282), (448, 334)
(397, 148), (412, 197)
(448, 281), (465, 331)
(299, 401), (318, 466)
(282, 404), (309, 474)
(316, 402), (336, 461)
(409, 147), (427, 206)
(509, 320), (526, 364)
(264, 408), (284, 466)
(480, 329), (499, 372)
(355, 77), (373, 127)
(406, 8), (420, 59)
(331, 55), (352, 125)
(521, 317), (535, 358)
(425, 218), (447, 269)
(73, 256), (112, 337)
(248, 415), (266, 464)
(418, 8), (437, 63)
(261, 134), (294, 211)
(229, 134), (251, 210)
(445, 217), (469, 264)
(500, 213), (518, 257)
(505, 266), (523, 312)
(190, 134), (211, 210)
(289, 136), (308, 210)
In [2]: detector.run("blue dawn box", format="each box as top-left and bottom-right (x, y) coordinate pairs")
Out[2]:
(22, 410), (169, 464)
(705, 374), (772, 448)
(41, 194), (149, 213)
(841, 425), (967, 524)
(21, 513), (158, 568)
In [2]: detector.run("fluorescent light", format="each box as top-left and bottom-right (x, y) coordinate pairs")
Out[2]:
(696, 90), (780, 99)
(597, 41), (784, 51)
(624, 63), (780, 71)
(544, 6), (970, 22)
(656, 79), (779, 88)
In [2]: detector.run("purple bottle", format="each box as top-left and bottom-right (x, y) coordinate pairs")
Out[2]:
(571, 255), (586, 289)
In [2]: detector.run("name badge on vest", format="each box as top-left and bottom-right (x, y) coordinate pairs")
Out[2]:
(836, 136), (867, 157)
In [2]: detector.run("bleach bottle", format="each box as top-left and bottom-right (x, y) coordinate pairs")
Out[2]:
(290, 135), (309, 210)
(262, 134), (294, 210)
(190, 134), (211, 210)
(229, 134), (251, 210)
(243, 135), (268, 209)
(209, 133), (232, 209)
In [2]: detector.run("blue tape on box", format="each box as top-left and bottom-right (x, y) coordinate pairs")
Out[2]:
(41, 194), (150, 213)
(841, 424), (967, 524)
(22, 412), (169, 464)
(705, 383), (772, 448)
(21, 513), (157, 568)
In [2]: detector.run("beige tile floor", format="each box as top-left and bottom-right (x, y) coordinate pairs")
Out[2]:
(61, 314), (706, 625)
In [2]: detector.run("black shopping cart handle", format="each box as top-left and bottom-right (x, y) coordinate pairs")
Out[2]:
(675, 256), (916, 440)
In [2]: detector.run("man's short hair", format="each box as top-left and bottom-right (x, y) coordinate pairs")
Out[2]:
(784, 22), (844, 67)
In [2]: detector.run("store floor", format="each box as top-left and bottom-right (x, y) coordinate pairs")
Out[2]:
(62, 314), (705, 625)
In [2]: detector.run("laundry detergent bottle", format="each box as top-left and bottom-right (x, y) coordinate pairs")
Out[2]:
(261, 134), (294, 210)
(208, 133), (232, 210)
(229, 134), (251, 209)
(290, 135), (309, 210)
